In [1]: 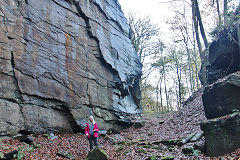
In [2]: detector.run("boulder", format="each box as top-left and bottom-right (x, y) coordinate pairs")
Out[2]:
(160, 139), (181, 146)
(0, 0), (142, 135)
(1, 150), (18, 160)
(133, 121), (146, 129)
(202, 73), (240, 119)
(98, 130), (107, 137)
(190, 131), (203, 142)
(178, 133), (196, 146)
(107, 128), (120, 134)
(14, 135), (35, 145)
(76, 119), (88, 132)
(159, 120), (164, 124)
(200, 112), (240, 156)
(0, 99), (24, 135)
(86, 147), (108, 160)
(206, 20), (240, 84)
(182, 146), (194, 155)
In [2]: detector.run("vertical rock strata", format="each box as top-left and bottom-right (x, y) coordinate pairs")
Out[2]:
(0, 0), (142, 135)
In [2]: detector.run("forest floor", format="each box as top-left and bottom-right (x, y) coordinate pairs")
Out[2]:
(0, 91), (240, 160)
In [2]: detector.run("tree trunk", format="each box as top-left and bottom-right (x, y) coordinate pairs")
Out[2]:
(191, 13), (200, 89)
(192, 1), (203, 59)
(175, 84), (180, 110)
(223, 0), (228, 25)
(192, 0), (208, 87)
(237, 20), (240, 67)
(216, 0), (222, 25)
(156, 77), (162, 112)
(182, 0), (194, 93)
(177, 66), (182, 108)
(187, 45), (194, 93)
(163, 69), (169, 110)
(159, 77), (163, 112)
(193, 0), (208, 49)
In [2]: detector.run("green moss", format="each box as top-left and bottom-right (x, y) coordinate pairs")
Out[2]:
(143, 144), (151, 148)
(86, 147), (108, 160)
(167, 146), (174, 152)
(161, 156), (174, 160)
(138, 149), (147, 154)
(123, 150), (130, 155)
(43, 134), (51, 139)
(128, 140), (137, 146)
(116, 146), (124, 152)
(161, 139), (181, 146)
(151, 146), (164, 150)
(149, 155), (157, 160)
(119, 140), (137, 146)
(121, 141), (126, 145)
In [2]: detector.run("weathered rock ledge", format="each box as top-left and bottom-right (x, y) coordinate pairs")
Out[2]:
(202, 73), (240, 119)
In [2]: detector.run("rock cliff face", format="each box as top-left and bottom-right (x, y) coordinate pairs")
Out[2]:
(207, 19), (240, 84)
(201, 16), (240, 156)
(0, 0), (142, 135)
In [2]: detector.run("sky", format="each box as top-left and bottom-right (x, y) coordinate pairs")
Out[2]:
(118, 0), (173, 42)
(118, 0), (240, 42)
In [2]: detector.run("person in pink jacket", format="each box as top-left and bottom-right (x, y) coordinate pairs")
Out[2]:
(85, 115), (99, 151)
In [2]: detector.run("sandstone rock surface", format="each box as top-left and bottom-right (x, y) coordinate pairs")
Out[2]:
(201, 14), (240, 156)
(202, 73), (240, 119)
(200, 112), (240, 156)
(0, 0), (142, 135)
(206, 20), (240, 84)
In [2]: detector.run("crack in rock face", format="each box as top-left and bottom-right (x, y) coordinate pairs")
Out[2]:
(0, 0), (142, 135)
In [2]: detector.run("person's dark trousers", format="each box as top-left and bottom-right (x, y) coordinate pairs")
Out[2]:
(88, 135), (99, 151)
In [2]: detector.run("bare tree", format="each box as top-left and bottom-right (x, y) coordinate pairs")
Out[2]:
(191, 0), (209, 86)
(128, 13), (159, 64)
(223, 0), (228, 24)
(151, 40), (170, 111)
(168, 47), (184, 108)
(215, 0), (222, 25)
(192, 0), (208, 49)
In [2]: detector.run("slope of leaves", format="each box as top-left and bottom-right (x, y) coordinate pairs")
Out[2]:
(0, 91), (239, 159)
